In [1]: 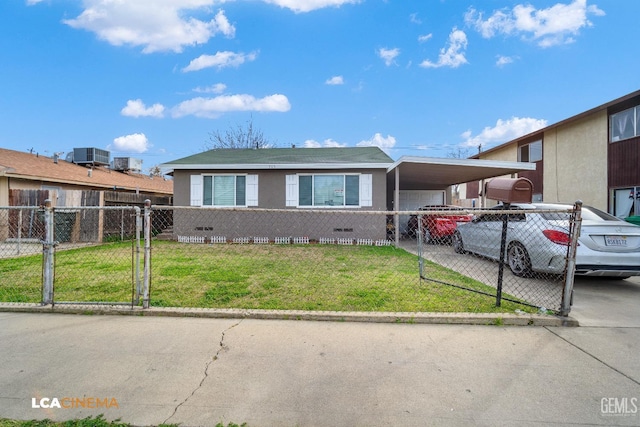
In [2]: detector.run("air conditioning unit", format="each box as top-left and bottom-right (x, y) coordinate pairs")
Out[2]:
(113, 157), (143, 172)
(72, 147), (110, 166)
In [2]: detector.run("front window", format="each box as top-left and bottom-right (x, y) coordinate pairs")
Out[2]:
(203, 175), (246, 206)
(610, 106), (639, 142)
(299, 174), (359, 207)
(518, 140), (542, 163)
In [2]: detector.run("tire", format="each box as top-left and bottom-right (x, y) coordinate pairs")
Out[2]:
(452, 231), (465, 254)
(507, 242), (532, 277)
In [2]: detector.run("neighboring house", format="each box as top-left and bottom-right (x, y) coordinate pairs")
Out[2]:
(163, 146), (534, 241)
(1, 147), (173, 243)
(0, 147), (173, 207)
(461, 90), (640, 218)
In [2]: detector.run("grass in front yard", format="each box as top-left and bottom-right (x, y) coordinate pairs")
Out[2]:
(150, 241), (527, 313)
(0, 240), (533, 313)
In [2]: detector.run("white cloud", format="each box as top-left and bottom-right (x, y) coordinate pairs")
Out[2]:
(325, 76), (344, 85)
(378, 47), (400, 66)
(304, 138), (346, 148)
(262, 0), (361, 13)
(182, 51), (258, 72)
(465, 0), (605, 48)
(26, 0), (45, 5)
(418, 33), (433, 43)
(461, 117), (548, 150)
(356, 133), (396, 150)
(420, 28), (468, 68)
(121, 99), (165, 118)
(63, 2), (235, 53)
(172, 94), (291, 118)
(193, 83), (227, 94)
(496, 55), (516, 67)
(110, 133), (151, 153)
(410, 13), (422, 24)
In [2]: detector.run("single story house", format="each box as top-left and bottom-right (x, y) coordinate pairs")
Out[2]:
(460, 89), (640, 218)
(1, 147), (173, 243)
(0, 147), (173, 207)
(163, 147), (533, 242)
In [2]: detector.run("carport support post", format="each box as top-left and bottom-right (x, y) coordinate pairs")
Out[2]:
(42, 199), (54, 305)
(142, 199), (151, 309)
(394, 166), (400, 247)
(561, 201), (582, 316)
(495, 202), (511, 307)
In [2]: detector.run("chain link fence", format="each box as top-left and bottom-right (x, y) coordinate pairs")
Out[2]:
(0, 202), (579, 315)
(0, 204), (142, 306)
(408, 206), (579, 314)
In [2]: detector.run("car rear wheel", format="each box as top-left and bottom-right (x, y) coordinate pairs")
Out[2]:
(452, 231), (465, 254)
(507, 242), (532, 277)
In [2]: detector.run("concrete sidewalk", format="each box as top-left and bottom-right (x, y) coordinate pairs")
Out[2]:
(1, 312), (639, 426)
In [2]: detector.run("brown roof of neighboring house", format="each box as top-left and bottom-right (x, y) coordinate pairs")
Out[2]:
(0, 148), (173, 195)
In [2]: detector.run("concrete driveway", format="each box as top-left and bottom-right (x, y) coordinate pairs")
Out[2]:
(570, 276), (640, 327)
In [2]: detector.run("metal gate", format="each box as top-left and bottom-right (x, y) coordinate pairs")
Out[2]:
(415, 203), (581, 315)
(0, 201), (147, 307)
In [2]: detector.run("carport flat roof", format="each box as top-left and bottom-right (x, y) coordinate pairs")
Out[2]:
(388, 156), (536, 189)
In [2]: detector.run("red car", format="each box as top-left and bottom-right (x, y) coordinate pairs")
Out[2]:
(407, 205), (473, 243)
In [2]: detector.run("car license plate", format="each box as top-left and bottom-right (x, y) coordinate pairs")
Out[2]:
(604, 235), (627, 246)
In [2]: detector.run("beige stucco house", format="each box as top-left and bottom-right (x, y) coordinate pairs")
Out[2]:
(461, 90), (640, 218)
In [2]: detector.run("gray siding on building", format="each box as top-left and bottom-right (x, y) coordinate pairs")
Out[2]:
(173, 168), (388, 210)
(172, 209), (387, 241)
(171, 168), (389, 240)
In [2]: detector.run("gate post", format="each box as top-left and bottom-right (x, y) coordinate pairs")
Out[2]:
(561, 201), (582, 316)
(42, 200), (55, 305)
(142, 200), (151, 309)
(133, 206), (142, 305)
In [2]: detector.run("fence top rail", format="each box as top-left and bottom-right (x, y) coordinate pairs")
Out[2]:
(149, 205), (575, 216)
(0, 206), (42, 210)
(54, 206), (139, 212)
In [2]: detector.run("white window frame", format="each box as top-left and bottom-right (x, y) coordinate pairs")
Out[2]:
(190, 174), (258, 207)
(610, 106), (639, 143)
(518, 140), (542, 163)
(286, 173), (372, 208)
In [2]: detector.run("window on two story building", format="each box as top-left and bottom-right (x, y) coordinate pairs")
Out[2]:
(518, 140), (542, 163)
(610, 105), (640, 142)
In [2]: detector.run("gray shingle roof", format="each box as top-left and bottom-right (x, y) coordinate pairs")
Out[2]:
(163, 147), (393, 168)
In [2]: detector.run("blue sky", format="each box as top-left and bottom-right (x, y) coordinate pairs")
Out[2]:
(1, 0), (638, 173)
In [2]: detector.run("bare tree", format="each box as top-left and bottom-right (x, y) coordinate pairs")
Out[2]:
(206, 117), (273, 150)
(148, 165), (163, 177)
(446, 146), (471, 159)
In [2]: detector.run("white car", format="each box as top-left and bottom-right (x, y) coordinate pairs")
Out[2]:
(452, 203), (640, 279)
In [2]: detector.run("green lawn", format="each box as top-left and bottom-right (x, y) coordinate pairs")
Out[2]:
(0, 240), (532, 313)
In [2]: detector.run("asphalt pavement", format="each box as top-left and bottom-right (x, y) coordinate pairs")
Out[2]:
(1, 275), (640, 427)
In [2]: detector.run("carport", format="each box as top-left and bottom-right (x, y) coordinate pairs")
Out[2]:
(386, 156), (536, 243)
